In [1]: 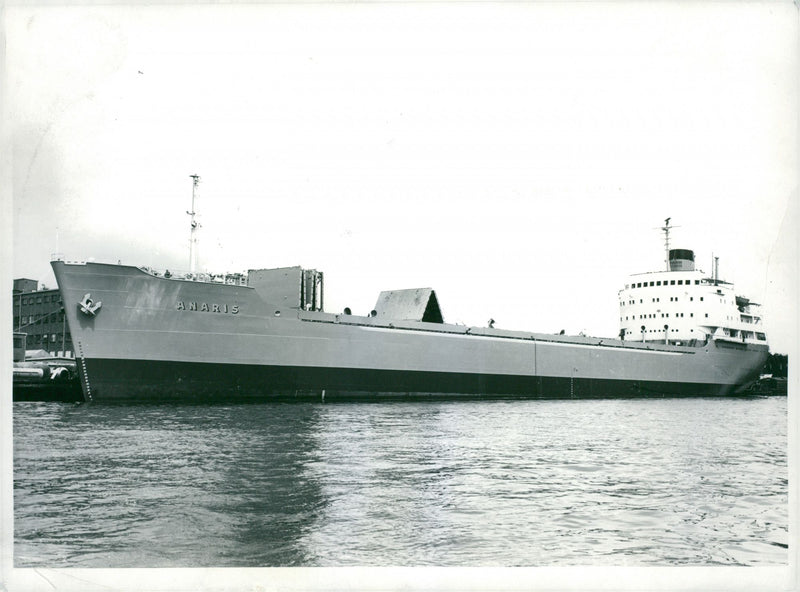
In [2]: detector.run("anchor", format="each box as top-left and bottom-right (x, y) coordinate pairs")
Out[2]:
(79, 293), (102, 316)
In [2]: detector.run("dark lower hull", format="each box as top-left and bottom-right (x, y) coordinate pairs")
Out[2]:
(77, 357), (738, 403)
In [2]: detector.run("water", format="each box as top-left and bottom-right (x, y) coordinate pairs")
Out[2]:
(13, 397), (788, 567)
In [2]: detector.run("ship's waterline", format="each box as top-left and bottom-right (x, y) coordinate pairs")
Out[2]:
(70, 357), (741, 402)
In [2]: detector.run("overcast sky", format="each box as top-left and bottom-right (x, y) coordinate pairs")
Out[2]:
(4, 2), (798, 353)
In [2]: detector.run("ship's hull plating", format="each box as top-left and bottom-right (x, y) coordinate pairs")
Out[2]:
(53, 261), (769, 403)
(75, 358), (735, 402)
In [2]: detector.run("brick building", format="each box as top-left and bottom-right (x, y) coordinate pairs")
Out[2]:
(12, 278), (74, 357)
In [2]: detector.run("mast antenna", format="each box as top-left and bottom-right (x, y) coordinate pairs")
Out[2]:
(656, 217), (681, 271)
(187, 174), (201, 274)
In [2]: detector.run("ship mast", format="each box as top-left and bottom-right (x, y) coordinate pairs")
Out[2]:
(187, 174), (201, 274)
(658, 217), (680, 271)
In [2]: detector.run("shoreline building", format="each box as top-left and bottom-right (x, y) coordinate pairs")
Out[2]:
(12, 278), (74, 358)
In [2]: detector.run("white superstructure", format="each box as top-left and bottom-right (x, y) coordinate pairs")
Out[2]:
(618, 223), (767, 347)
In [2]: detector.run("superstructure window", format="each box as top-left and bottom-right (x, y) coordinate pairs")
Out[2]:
(649, 281), (654, 286)
(637, 283), (642, 288)
(670, 280), (675, 285)
(677, 280), (683, 285)
(657, 281), (662, 286)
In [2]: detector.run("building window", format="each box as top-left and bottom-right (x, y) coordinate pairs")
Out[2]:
(700, 297), (704, 301)
(695, 280), (700, 285)
(657, 281), (662, 286)
(677, 280), (683, 285)
(705, 313), (709, 317)
(649, 281), (654, 286)
(637, 283), (642, 288)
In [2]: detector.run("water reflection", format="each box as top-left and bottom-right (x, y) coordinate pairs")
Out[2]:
(14, 397), (788, 567)
(14, 403), (329, 567)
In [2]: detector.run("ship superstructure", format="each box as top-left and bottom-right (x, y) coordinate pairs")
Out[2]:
(619, 248), (767, 346)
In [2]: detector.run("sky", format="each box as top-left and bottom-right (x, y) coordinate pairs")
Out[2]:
(3, 2), (798, 354)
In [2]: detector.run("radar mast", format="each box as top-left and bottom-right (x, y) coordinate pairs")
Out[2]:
(658, 217), (681, 271)
(187, 174), (201, 274)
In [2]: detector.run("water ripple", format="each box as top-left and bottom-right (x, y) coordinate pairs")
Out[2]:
(13, 397), (787, 567)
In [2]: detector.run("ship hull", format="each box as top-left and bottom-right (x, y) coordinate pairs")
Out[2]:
(53, 261), (769, 403)
(74, 358), (735, 402)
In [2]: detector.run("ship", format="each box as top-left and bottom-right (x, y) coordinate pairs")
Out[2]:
(50, 220), (769, 403)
